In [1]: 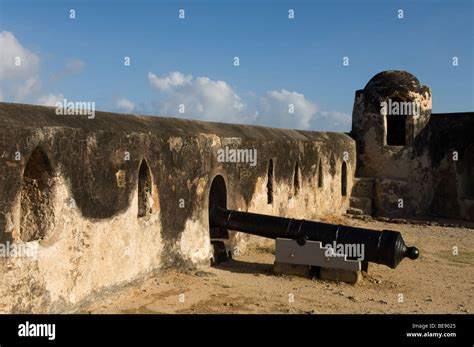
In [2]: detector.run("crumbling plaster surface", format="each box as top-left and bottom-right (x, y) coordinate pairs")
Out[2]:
(224, 142), (356, 253)
(0, 175), (163, 313)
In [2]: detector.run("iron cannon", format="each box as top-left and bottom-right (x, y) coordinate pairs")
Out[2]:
(209, 206), (419, 269)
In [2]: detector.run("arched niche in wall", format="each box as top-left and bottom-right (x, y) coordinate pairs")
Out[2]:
(341, 161), (348, 197)
(267, 159), (274, 204)
(318, 159), (324, 188)
(293, 161), (300, 196)
(20, 147), (55, 242)
(137, 159), (153, 218)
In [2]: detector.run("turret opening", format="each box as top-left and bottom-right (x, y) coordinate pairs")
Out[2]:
(385, 97), (407, 146)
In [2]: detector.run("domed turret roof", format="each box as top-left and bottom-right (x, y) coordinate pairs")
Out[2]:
(364, 70), (421, 90)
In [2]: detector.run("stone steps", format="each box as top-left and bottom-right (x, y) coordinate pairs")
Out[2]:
(346, 207), (364, 216)
(346, 177), (376, 216)
(349, 197), (373, 215)
(351, 177), (375, 199)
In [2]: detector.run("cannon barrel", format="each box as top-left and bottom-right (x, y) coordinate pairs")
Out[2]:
(209, 206), (419, 269)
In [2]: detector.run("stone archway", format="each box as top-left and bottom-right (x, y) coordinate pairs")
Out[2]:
(208, 175), (228, 239)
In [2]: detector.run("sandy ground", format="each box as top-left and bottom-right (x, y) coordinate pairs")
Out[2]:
(80, 217), (474, 314)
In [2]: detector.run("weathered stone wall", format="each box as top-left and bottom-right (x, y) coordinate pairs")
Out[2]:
(423, 113), (474, 221)
(0, 102), (356, 312)
(1, 70), (470, 312)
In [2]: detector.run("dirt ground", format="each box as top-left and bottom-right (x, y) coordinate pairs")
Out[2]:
(80, 217), (474, 314)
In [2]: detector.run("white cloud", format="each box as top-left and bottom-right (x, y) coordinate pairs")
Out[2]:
(65, 59), (85, 73)
(148, 71), (192, 91)
(0, 31), (39, 80)
(148, 71), (254, 123)
(146, 71), (350, 131)
(256, 89), (351, 131)
(116, 98), (135, 113)
(13, 76), (42, 100)
(0, 31), (43, 103)
(316, 110), (352, 131)
(50, 58), (85, 83)
(0, 31), (81, 105)
(257, 89), (318, 130)
(37, 93), (64, 107)
(0, 33), (349, 132)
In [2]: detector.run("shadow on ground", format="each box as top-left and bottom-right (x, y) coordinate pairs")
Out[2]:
(213, 258), (274, 276)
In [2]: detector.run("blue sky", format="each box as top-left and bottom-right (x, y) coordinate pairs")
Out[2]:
(0, 0), (472, 131)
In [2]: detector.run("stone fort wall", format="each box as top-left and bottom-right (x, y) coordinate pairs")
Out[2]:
(0, 70), (471, 312)
(0, 102), (355, 312)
